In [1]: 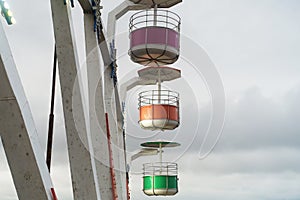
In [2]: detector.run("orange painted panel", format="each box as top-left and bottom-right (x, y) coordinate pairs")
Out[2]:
(140, 105), (179, 121)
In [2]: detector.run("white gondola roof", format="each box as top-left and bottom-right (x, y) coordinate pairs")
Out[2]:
(138, 66), (181, 82)
(128, 0), (182, 8)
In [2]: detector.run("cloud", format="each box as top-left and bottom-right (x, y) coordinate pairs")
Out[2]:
(130, 150), (300, 200)
(177, 170), (300, 200)
(217, 86), (300, 151)
(180, 148), (300, 175)
(0, 145), (18, 199)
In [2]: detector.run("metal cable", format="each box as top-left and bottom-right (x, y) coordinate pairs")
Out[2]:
(46, 45), (57, 172)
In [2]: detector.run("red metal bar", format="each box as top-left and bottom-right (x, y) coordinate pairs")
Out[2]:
(105, 113), (118, 200)
(126, 174), (130, 200)
(50, 188), (58, 200)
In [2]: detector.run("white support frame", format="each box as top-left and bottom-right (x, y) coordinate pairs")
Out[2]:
(50, 0), (99, 199)
(107, 0), (150, 41)
(120, 77), (157, 102)
(77, 0), (93, 13)
(84, 12), (115, 200)
(103, 2), (153, 199)
(0, 22), (54, 200)
(130, 148), (160, 162)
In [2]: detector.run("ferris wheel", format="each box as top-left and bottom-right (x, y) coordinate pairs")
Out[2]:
(0, 0), (185, 199)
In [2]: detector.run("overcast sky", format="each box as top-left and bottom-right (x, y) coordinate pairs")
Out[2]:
(1, 0), (300, 199)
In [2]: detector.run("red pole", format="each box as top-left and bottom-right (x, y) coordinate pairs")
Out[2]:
(105, 113), (118, 200)
(50, 188), (58, 200)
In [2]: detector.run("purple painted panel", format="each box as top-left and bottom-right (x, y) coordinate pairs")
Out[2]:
(130, 26), (180, 49)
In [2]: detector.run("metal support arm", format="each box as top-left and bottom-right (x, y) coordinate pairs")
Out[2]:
(120, 77), (157, 102)
(131, 148), (160, 162)
(107, 0), (151, 41)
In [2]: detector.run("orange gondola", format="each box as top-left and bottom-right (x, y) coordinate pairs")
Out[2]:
(139, 90), (179, 130)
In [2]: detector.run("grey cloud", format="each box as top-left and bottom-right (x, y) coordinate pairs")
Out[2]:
(218, 86), (300, 151)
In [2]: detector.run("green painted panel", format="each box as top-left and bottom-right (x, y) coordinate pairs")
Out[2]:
(144, 176), (153, 190)
(143, 175), (178, 190)
(141, 141), (180, 148)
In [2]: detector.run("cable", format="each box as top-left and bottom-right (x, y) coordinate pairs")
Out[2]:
(46, 45), (57, 172)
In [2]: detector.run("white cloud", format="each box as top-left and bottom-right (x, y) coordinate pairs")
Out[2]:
(129, 149), (300, 200)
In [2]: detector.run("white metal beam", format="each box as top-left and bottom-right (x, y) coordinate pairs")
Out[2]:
(0, 22), (53, 200)
(103, 66), (127, 200)
(78, 0), (93, 13)
(128, 0), (182, 7)
(84, 13), (115, 199)
(93, 1), (161, 199)
(105, 0), (152, 139)
(50, 1), (99, 199)
(101, 3), (153, 199)
(107, 0), (150, 41)
(130, 148), (160, 162)
(120, 77), (157, 102)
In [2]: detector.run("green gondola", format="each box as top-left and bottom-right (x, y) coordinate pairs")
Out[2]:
(141, 141), (180, 196)
(143, 175), (178, 196)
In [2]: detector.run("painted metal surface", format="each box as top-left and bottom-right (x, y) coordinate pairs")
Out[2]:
(139, 105), (178, 121)
(139, 119), (179, 130)
(77, 0), (93, 13)
(129, 27), (180, 65)
(97, 13), (127, 198)
(130, 27), (179, 48)
(143, 162), (178, 196)
(129, 9), (181, 32)
(107, 0), (150, 40)
(141, 141), (181, 148)
(84, 13), (115, 200)
(103, 64), (127, 200)
(126, 2), (183, 198)
(104, 2), (158, 199)
(0, 22), (53, 200)
(129, 9), (180, 65)
(143, 176), (178, 195)
(139, 90), (179, 106)
(92, 1), (183, 199)
(50, 1), (99, 199)
(128, 0), (182, 8)
(51, 188), (58, 200)
(139, 105), (179, 130)
(138, 90), (179, 130)
(105, 113), (118, 199)
(130, 148), (159, 162)
(120, 77), (157, 103)
(138, 66), (181, 82)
